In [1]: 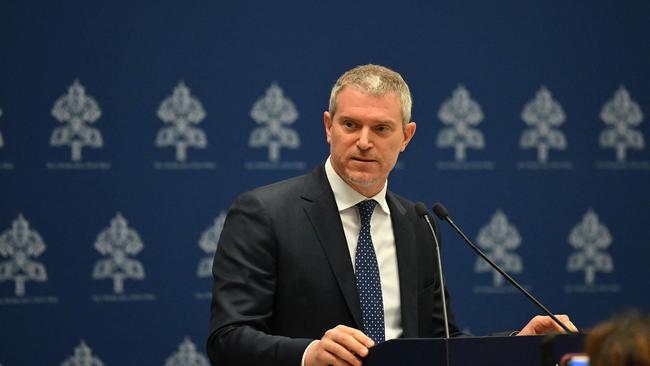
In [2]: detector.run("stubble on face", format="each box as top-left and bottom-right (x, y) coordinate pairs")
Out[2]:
(342, 166), (382, 188)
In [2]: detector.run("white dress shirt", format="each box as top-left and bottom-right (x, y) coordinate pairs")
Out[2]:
(301, 158), (403, 365)
(324, 157), (403, 340)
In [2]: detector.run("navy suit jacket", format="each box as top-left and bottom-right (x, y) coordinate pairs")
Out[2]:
(207, 165), (463, 366)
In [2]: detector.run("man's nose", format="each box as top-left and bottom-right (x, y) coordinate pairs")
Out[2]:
(357, 128), (373, 150)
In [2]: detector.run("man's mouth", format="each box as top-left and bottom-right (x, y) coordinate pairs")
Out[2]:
(351, 157), (375, 163)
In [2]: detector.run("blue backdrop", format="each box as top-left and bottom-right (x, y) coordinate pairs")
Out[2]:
(1, 1), (649, 364)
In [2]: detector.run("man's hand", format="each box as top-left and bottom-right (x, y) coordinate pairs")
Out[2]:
(305, 325), (375, 366)
(517, 315), (578, 336)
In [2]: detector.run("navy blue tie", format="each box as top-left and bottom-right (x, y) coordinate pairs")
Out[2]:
(354, 200), (385, 343)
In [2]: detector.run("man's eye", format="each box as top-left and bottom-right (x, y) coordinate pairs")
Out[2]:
(344, 121), (355, 128)
(376, 125), (389, 132)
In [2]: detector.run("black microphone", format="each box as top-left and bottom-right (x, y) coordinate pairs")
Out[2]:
(432, 202), (576, 334)
(415, 202), (450, 338)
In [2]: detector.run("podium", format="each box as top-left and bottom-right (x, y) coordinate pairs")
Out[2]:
(365, 334), (586, 366)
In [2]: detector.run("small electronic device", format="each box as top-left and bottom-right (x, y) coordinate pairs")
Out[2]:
(559, 353), (589, 366)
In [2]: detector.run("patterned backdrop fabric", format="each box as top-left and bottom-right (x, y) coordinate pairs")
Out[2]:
(1, 1), (649, 364)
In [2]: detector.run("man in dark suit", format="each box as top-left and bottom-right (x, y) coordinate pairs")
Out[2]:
(207, 64), (576, 366)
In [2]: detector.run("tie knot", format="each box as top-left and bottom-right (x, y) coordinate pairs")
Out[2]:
(356, 200), (377, 223)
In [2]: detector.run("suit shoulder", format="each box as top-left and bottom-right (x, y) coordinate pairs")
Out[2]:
(248, 173), (307, 200)
(240, 165), (327, 204)
(387, 190), (418, 215)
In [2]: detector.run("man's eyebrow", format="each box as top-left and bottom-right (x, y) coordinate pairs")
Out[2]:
(337, 115), (399, 125)
(337, 115), (359, 122)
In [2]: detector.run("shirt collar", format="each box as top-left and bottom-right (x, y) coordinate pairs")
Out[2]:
(325, 156), (390, 215)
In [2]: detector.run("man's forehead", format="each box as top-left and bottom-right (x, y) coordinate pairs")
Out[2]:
(335, 87), (402, 119)
(340, 84), (398, 99)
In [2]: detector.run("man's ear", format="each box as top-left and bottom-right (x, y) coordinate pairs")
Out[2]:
(324, 111), (333, 144)
(401, 121), (417, 151)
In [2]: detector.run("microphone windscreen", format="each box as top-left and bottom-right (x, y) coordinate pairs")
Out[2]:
(414, 202), (429, 218)
(432, 203), (449, 219)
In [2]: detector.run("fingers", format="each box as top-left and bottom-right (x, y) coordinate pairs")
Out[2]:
(518, 315), (543, 336)
(305, 325), (374, 366)
(517, 314), (578, 336)
(555, 314), (579, 333)
(328, 325), (375, 354)
(307, 341), (355, 366)
(542, 314), (578, 333)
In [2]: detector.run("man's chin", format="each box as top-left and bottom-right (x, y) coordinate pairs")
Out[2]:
(344, 174), (379, 188)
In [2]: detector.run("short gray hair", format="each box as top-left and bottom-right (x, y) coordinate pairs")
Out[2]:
(328, 64), (412, 125)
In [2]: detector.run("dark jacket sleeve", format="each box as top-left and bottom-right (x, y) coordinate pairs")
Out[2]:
(206, 191), (312, 366)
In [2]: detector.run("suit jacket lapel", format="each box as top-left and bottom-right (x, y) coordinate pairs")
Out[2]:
(300, 166), (420, 336)
(301, 166), (363, 329)
(387, 192), (419, 338)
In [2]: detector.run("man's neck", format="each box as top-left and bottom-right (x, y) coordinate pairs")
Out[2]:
(324, 156), (389, 209)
